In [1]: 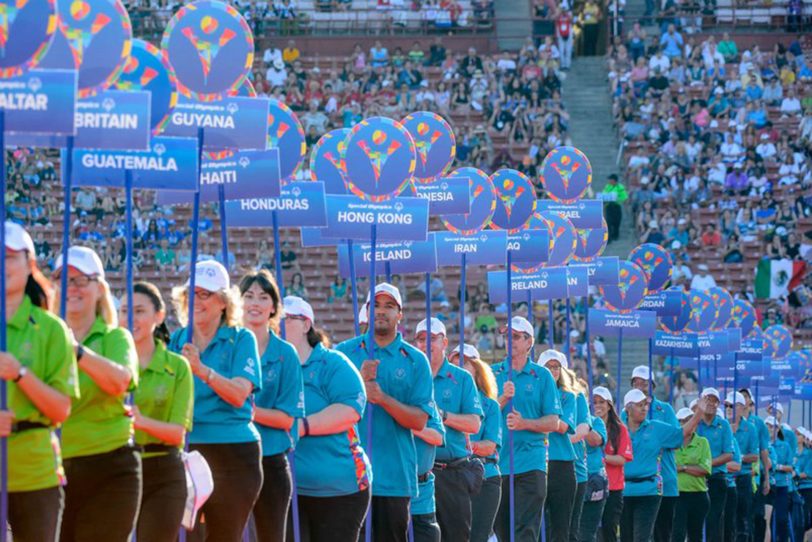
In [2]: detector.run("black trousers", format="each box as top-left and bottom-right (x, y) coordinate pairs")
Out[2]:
(434, 466), (471, 541)
(61, 445), (142, 542)
(579, 496), (606, 542)
(295, 488), (369, 542)
(753, 490), (767, 542)
(707, 475), (729, 542)
(620, 495), (661, 542)
(188, 441), (263, 542)
(411, 512), (440, 542)
(546, 460), (576, 542)
(604, 202), (622, 241)
(654, 495), (677, 542)
(470, 476), (501, 542)
(495, 470), (547, 542)
(800, 488), (812, 532)
(673, 491), (709, 542)
(600, 490), (623, 542)
(569, 481), (587, 542)
(137, 452), (187, 542)
(724, 485), (737, 542)
(735, 475), (753, 542)
(771, 486), (790, 542)
(255, 453), (292, 542)
(359, 496), (411, 542)
(9, 486), (64, 542)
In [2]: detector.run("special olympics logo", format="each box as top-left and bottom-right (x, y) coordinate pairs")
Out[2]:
(27, 77), (42, 93)
(394, 202), (404, 213)
(153, 143), (166, 156)
(238, 156), (250, 168)
(291, 186), (301, 197)
(102, 97), (115, 112)
(226, 101), (238, 115)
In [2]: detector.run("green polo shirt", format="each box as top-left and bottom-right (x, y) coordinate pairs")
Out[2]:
(62, 317), (138, 459)
(675, 433), (712, 493)
(7, 295), (79, 492)
(134, 340), (194, 458)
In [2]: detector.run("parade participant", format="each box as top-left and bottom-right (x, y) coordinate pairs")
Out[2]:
(673, 407), (712, 542)
(627, 365), (680, 542)
(120, 282), (193, 542)
(410, 398), (445, 542)
(621, 390), (707, 542)
(169, 260), (263, 541)
(336, 283), (434, 542)
(538, 349), (582, 542)
(567, 375), (592, 542)
(283, 296), (371, 541)
(592, 386), (632, 542)
(725, 391), (758, 542)
(725, 434), (743, 542)
(452, 344), (502, 542)
(240, 270), (304, 542)
(55, 246), (141, 542)
(577, 385), (607, 542)
(695, 388), (735, 542)
(492, 316), (562, 542)
(0, 222), (77, 542)
(739, 388), (771, 542)
(415, 317), (482, 541)
(766, 416), (793, 542)
(768, 403), (797, 468)
(796, 428), (812, 539)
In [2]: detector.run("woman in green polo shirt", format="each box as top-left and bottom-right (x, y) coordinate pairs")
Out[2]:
(54, 246), (141, 542)
(673, 406), (712, 542)
(0, 222), (77, 542)
(120, 281), (193, 542)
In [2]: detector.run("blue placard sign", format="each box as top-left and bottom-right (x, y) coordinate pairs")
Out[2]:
(410, 176), (470, 216)
(487, 267), (569, 303)
(433, 230), (508, 266)
(588, 309), (657, 339)
(566, 265), (590, 298)
(739, 337), (764, 361)
(68, 136), (199, 190)
(652, 331), (699, 357)
(321, 195), (429, 241)
(224, 181), (327, 228)
(536, 199), (603, 228)
(337, 238), (437, 278)
(736, 359), (764, 377)
(508, 229), (549, 264)
(698, 331), (731, 355)
(639, 290), (683, 317)
(161, 95), (269, 150)
(1, 69), (76, 135)
(583, 256), (620, 286)
(300, 227), (343, 248)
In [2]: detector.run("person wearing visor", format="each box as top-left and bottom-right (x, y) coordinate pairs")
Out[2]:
(621, 389), (707, 542)
(767, 402), (797, 470)
(55, 246), (141, 542)
(538, 349), (584, 542)
(625, 365), (680, 542)
(240, 270), (304, 542)
(283, 296), (371, 541)
(695, 387), (735, 542)
(336, 283), (434, 542)
(0, 222), (77, 542)
(591, 386), (632, 542)
(765, 415), (793, 542)
(451, 343), (502, 542)
(119, 281), (193, 542)
(169, 260), (263, 541)
(492, 316), (562, 542)
(673, 406), (712, 542)
(415, 317), (482, 541)
(725, 390), (758, 542)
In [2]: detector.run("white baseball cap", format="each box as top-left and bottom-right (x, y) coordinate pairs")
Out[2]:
(283, 296), (315, 323)
(689, 399), (699, 409)
(55, 246), (105, 278)
(368, 282), (402, 309)
(631, 366), (651, 381)
(510, 316), (534, 336)
(358, 304), (368, 325)
(701, 387), (721, 400)
(725, 391), (746, 406)
(538, 349), (568, 369)
(677, 407), (694, 421)
(189, 260), (229, 292)
(765, 416), (777, 426)
(624, 389), (647, 407)
(4, 222), (34, 254)
(773, 403), (785, 414)
(416, 317), (447, 336)
(593, 386), (613, 403)
(451, 343), (482, 360)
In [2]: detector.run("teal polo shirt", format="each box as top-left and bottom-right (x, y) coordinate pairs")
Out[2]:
(783, 424), (797, 463)
(336, 333), (435, 498)
(625, 398), (681, 496)
(294, 344), (372, 497)
(727, 438), (742, 487)
(624, 418), (684, 497)
(169, 326), (262, 444)
(796, 448), (812, 489)
(697, 415), (735, 475)
(748, 412), (770, 453)
(586, 415), (607, 475)
(572, 392), (590, 482)
(475, 392), (502, 479)
(434, 358), (483, 461)
(412, 404), (445, 516)
(549, 389), (577, 461)
(733, 418), (758, 475)
(492, 358), (562, 475)
(255, 331), (304, 456)
(770, 439), (793, 487)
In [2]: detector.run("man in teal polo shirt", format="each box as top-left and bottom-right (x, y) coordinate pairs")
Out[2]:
(696, 387), (734, 542)
(492, 316), (562, 542)
(336, 283), (435, 542)
(415, 317), (483, 541)
(726, 390), (758, 541)
(411, 399), (445, 542)
(739, 387), (771, 542)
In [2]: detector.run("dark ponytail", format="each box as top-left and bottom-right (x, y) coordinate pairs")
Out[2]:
(133, 281), (171, 344)
(605, 403), (623, 453)
(306, 325), (329, 348)
(26, 261), (53, 310)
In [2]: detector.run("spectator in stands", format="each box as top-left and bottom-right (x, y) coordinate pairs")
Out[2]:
(155, 239), (177, 272)
(328, 275), (348, 304)
(460, 47), (484, 78)
(580, 0), (601, 56)
(691, 263), (717, 290)
(642, 220), (666, 245)
(671, 253), (693, 285)
(717, 33), (738, 63)
(723, 236), (743, 263)
(280, 241), (299, 272)
(601, 174), (628, 242)
(659, 25), (683, 59)
(370, 40), (389, 69)
(556, 8), (574, 70)
(288, 272), (309, 300)
(700, 224), (722, 247)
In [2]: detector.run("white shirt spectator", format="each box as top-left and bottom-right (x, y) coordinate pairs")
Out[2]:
(266, 62), (287, 88)
(780, 96), (802, 116)
(756, 140), (777, 160)
(539, 43), (560, 61)
(496, 57), (517, 73)
(702, 44), (724, 69)
(691, 272), (717, 290)
(720, 141), (743, 163)
(708, 161), (727, 184)
(628, 153), (650, 170)
(262, 47), (283, 66)
(672, 262), (693, 283)
(649, 53), (670, 73)
(416, 89), (435, 103)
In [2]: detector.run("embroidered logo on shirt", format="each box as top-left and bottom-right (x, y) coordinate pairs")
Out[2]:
(395, 367), (406, 379)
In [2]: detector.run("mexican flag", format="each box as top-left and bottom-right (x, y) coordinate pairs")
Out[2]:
(755, 259), (806, 299)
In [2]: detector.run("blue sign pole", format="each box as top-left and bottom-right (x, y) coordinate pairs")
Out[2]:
(348, 241), (360, 336)
(548, 301), (554, 349)
(585, 302), (594, 397)
(458, 253), (466, 367)
(506, 249), (515, 542)
(0, 110), (7, 542)
(669, 348), (676, 404)
(125, 171), (134, 334)
(527, 291), (535, 362)
(364, 224), (377, 542)
(218, 186), (229, 269)
(616, 329), (623, 399)
(59, 137), (74, 319)
(385, 262), (392, 284)
(647, 339), (653, 419)
(565, 300), (571, 358)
